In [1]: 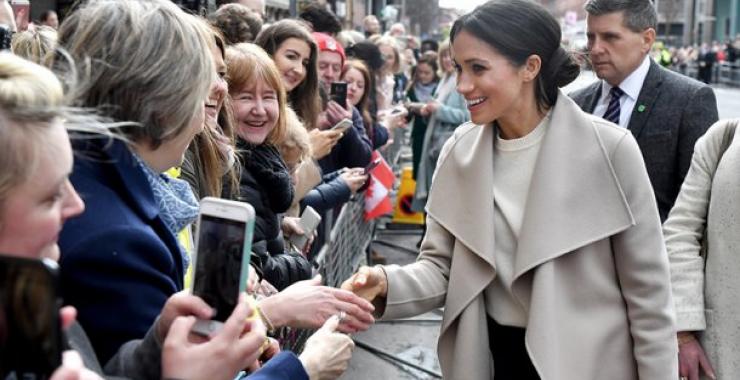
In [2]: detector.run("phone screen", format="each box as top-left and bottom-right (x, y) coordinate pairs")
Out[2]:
(192, 215), (251, 322)
(0, 257), (62, 379)
(330, 82), (347, 107)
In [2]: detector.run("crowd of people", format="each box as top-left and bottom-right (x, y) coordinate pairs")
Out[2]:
(651, 37), (740, 84)
(0, 0), (739, 379)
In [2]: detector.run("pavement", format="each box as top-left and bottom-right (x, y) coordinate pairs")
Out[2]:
(340, 227), (443, 380)
(338, 69), (740, 380)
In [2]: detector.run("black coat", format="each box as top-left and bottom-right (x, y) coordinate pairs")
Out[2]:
(231, 143), (312, 290)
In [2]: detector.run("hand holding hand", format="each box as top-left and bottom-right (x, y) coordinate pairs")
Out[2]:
(340, 266), (388, 302)
(259, 275), (375, 333)
(678, 332), (716, 380)
(299, 315), (355, 380)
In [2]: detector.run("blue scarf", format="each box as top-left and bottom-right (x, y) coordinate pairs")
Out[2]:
(134, 154), (199, 272)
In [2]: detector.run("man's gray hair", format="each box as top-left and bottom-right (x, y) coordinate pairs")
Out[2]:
(584, 0), (657, 32)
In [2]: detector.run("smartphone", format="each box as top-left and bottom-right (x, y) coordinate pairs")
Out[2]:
(289, 206), (322, 251)
(0, 256), (63, 379)
(364, 158), (382, 175)
(330, 118), (353, 133)
(330, 82), (348, 107)
(190, 197), (255, 336)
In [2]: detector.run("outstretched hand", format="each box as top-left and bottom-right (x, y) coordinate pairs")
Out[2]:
(259, 275), (375, 333)
(340, 266), (388, 302)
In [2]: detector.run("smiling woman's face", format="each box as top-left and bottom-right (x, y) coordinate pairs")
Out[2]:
(206, 43), (228, 127)
(232, 77), (279, 145)
(0, 120), (85, 261)
(274, 37), (311, 92)
(452, 29), (528, 126)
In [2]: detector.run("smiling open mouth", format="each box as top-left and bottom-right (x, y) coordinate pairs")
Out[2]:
(466, 97), (487, 108)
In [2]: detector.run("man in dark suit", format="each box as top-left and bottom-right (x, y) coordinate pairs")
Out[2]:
(570, 0), (718, 221)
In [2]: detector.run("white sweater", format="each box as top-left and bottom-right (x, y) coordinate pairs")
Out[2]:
(485, 116), (549, 327)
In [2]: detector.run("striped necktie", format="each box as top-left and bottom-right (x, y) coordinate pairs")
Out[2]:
(602, 86), (624, 125)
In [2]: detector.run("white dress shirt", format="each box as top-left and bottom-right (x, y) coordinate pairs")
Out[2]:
(593, 55), (651, 128)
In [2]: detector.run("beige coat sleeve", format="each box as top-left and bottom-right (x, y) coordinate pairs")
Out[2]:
(382, 214), (454, 320)
(663, 121), (731, 331)
(609, 133), (679, 379)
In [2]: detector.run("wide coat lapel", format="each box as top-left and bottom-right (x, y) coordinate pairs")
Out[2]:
(627, 60), (663, 139)
(511, 93), (635, 296)
(425, 122), (496, 331)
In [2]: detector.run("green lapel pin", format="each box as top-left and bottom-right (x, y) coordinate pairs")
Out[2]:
(637, 104), (646, 113)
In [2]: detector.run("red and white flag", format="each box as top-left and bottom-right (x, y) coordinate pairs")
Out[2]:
(364, 151), (394, 221)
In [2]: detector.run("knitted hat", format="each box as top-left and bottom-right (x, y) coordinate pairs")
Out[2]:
(312, 32), (345, 65)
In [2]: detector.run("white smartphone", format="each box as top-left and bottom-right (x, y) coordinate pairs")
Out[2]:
(289, 206), (322, 251)
(190, 197), (255, 336)
(330, 118), (353, 132)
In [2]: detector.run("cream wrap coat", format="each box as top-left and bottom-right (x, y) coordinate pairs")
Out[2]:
(381, 92), (678, 380)
(664, 119), (740, 379)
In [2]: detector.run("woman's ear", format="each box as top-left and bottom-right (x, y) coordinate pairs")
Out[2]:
(522, 54), (542, 83)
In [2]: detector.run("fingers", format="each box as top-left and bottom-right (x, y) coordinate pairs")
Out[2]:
(165, 316), (197, 347)
(319, 314), (343, 334)
(59, 306), (77, 330)
(171, 292), (214, 320)
(233, 322), (266, 367)
(219, 295), (251, 339)
(62, 350), (84, 369)
(689, 356), (700, 380)
(333, 288), (375, 313)
(697, 350), (716, 379)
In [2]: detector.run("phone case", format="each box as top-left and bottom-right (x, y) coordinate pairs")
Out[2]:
(289, 206), (321, 250)
(190, 198), (255, 324)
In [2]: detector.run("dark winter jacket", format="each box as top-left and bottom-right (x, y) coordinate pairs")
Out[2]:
(231, 142), (312, 290)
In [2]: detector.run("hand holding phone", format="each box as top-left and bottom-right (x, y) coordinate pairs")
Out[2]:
(363, 158), (381, 175)
(330, 82), (348, 108)
(190, 197), (255, 336)
(289, 206), (322, 251)
(330, 118), (353, 133)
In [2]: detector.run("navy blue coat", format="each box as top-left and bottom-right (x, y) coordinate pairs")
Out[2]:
(247, 352), (308, 380)
(300, 170), (352, 214)
(59, 137), (184, 363)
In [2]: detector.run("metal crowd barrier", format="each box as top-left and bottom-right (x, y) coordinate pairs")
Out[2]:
(275, 125), (410, 353)
(275, 194), (377, 353)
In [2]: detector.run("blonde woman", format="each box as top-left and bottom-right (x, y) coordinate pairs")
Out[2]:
(10, 25), (56, 64)
(53, 0), (217, 364)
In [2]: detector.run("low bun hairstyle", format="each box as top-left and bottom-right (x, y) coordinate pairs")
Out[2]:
(450, 0), (579, 112)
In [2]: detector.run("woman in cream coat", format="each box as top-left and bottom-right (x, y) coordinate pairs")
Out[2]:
(343, 1), (678, 379)
(665, 119), (740, 380)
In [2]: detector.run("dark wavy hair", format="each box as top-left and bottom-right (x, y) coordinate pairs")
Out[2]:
(450, 0), (580, 113)
(255, 19), (321, 130)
